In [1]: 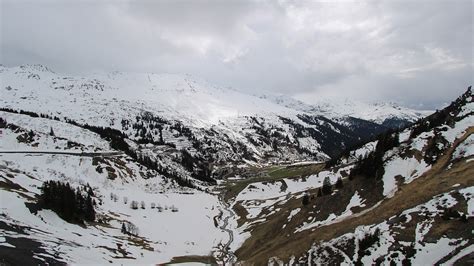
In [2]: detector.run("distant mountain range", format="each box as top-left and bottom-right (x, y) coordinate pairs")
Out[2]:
(1, 64), (430, 185)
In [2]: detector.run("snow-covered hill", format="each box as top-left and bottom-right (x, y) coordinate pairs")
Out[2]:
(225, 87), (473, 264)
(259, 93), (432, 127)
(0, 112), (229, 264)
(0, 64), (428, 185)
(0, 63), (470, 264)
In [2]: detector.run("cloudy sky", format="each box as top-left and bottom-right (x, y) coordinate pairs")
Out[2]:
(1, 0), (472, 109)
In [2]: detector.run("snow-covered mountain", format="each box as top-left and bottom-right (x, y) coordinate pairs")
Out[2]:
(230, 87), (473, 265)
(0, 63), (471, 265)
(0, 113), (229, 264)
(259, 93), (431, 127)
(0, 64), (428, 185)
(2, 64), (427, 127)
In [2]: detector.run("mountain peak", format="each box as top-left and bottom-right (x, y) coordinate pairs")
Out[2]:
(18, 64), (55, 73)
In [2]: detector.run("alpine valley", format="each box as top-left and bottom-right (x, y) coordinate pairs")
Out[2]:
(0, 64), (472, 265)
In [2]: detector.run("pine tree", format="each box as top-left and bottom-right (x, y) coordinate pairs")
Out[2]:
(40, 180), (95, 224)
(317, 188), (323, 197)
(49, 127), (55, 136)
(121, 222), (127, 234)
(85, 194), (95, 221)
(322, 176), (332, 195)
(302, 194), (310, 206)
(159, 128), (164, 144)
(335, 177), (343, 189)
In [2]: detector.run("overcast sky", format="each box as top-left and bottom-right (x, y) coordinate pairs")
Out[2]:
(1, 0), (472, 109)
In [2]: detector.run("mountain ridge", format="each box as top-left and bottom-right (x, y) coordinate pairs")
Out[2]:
(1, 64), (429, 186)
(0, 66), (471, 264)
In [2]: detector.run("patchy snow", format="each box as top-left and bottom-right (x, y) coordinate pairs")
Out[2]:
(287, 208), (301, 222)
(298, 187), (473, 265)
(353, 141), (378, 159)
(412, 238), (468, 265)
(237, 196), (288, 220)
(452, 134), (474, 160)
(410, 131), (433, 151)
(459, 187), (474, 216)
(0, 236), (16, 248)
(382, 156), (431, 197)
(343, 191), (366, 215)
(399, 130), (411, 143)
(359, 222), (394, 265)
(440, 114), (474, 143)
(402, 191), (458, 217)
(1, 111), (110, 150)
(296, 191), (367, 232)
(457, 101), (474, 117)
(441, 244), (474, 265)
(235, 166), (352, 202)
(0, 149), (228, 264)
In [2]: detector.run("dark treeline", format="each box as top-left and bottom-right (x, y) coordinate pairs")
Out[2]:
(0, 117), (7, 128)
(181, 149), (216, 184)
(349, 131), (399, 180)
(410, 86), (472, 139)
(0, 108), (199, 188)
(0, 107), (61, 121)
(347, 86), (472, 180)
(40, 180), (95, 224)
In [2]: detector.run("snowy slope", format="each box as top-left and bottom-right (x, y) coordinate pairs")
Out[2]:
(0, 63), (470, 265)
(0, 115), (229, 264)
(224, 87), (473, 265)
(1, 64), (430, 185)
(0, 64), (298, 127)
(260, 93), (431, 126)
(284, 186), (474, 265)
(0, 65), (428, 159)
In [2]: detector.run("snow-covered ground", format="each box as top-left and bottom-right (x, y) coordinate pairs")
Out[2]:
(453, 134), (474, 160)
(0, 112), (231, 263)
(235, 165), (352, 202)
(0, 150), (228, 263)
(382, 156), (431, 197)
(298, 187), (474, 265)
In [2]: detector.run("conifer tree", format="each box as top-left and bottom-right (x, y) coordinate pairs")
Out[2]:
(322, 176), (332, 195)
(335, 177), (343, 189)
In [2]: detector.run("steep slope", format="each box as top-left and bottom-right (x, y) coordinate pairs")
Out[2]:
(0, 63), (467, 264)
(224, 87), (473, 264)
(0, 113), (230, 264)
(0, 64), (426, 185)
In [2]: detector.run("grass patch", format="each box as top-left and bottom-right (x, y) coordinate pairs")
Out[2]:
(166, 255), (217, 265)
(268, 164), (324, 179)
(222, 163), (324, 202)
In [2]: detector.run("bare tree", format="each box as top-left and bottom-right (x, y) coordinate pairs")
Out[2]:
(130, 200), (139, 210)
(121, 221), (139, 236)
(110, 193), (118, 202)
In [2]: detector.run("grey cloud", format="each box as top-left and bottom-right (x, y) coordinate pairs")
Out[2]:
(1, 0), (472, 109)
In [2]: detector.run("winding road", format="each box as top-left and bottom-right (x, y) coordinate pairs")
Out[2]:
(0, 150), (123, 157)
